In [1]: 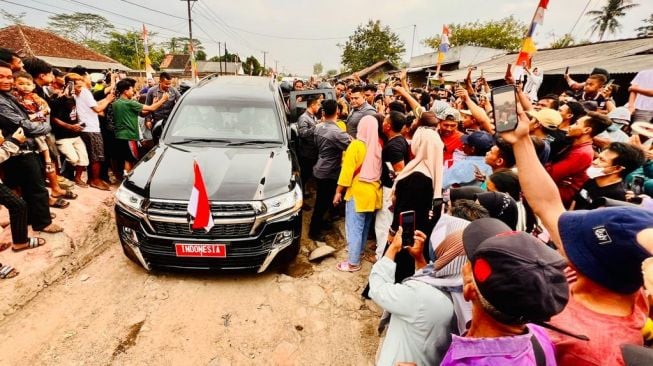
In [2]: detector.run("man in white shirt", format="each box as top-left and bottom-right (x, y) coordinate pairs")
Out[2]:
(628, 69), (653, 123)
(74, 78), (114, 190)
(523, 67), (543, 102)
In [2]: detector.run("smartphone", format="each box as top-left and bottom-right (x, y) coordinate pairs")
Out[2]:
(79, 123), (86, 128)
(491, 85), (519, 133)
(564, 66), (569, 75)
(384, 87), (394, 97)
(399, 210), (416, 246)
(632, 176), (645, 195)
(605, 79), (615, 88)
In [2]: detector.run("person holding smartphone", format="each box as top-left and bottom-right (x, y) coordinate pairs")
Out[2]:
(50, 73), (90, 187)
(388, 127), (444, 283)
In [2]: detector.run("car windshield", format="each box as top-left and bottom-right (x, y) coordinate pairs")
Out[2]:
(164, 99), (282, 143)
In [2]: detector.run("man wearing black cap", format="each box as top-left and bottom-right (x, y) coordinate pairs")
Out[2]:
(441, 218), (572, 365)
(499, 106), (653, 366)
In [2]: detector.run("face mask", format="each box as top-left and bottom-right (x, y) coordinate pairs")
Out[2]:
(586, 166), (607, 179)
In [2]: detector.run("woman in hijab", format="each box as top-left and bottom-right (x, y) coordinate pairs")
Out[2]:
(334, 115), (383, 272)
(389, 127), (444, 282)
(474, 191), (519, 230)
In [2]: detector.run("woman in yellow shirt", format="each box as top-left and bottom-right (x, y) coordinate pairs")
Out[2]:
(334, 116), (382, 272)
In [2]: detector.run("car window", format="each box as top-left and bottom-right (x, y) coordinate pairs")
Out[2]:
(165, 100), (282, 142)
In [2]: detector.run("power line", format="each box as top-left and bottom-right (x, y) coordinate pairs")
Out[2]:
(61, 0), (187, 37)
(117, 0), (185, 20)
(21, 0), (180, 40)
(568, 0), (595, 37)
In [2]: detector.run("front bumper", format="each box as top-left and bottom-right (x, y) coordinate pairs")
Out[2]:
(115, 205), (301, 272)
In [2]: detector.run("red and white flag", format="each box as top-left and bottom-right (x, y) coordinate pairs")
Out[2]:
(187, 160), (214, 232)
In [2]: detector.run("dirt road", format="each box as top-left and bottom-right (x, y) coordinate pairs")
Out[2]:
(0, 209), (382, 365)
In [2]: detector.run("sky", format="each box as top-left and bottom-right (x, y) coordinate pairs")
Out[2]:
(2, 0), (652, 75)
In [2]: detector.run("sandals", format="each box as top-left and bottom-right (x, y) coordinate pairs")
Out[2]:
(336, 261), (361, 272)
(49, 198), (69, 209)
(12, 237), (46, 252)
(53, 190), (77, 200)
(0, 264), (18, 279)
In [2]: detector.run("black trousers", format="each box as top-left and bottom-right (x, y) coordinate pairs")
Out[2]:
(0, 183), (28, 243)
(299, 156), (317, 192)
(3, 153), (52, 230)
(309, 178), (337, 235)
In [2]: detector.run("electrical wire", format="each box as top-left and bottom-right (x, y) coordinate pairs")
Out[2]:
(568, 0), (595, 37)
(117, 0), (185, 20)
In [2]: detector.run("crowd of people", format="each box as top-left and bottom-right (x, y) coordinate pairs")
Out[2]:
(0, 48), (180, 279)
(294, 65), (653, 365)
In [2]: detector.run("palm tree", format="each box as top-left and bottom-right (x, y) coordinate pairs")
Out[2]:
(586, 0), (639, 40)
(635, 14), (653, 37)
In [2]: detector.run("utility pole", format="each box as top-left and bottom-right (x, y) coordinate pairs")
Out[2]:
(262, 51), (268, 75)
(224, 42), (228, 75)
(218, 42), (222, 74)
(410, 24), (416, 61)
(182, 0), (198, 82)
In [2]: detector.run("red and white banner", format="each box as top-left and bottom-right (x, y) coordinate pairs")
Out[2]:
(187, 160), (214, 232)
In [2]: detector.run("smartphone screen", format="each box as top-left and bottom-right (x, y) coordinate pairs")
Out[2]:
(384, 87), (394, 96)
(632, 176), (645, 195)
(400, 210), (416, 246)
(491, 85), (519, 133)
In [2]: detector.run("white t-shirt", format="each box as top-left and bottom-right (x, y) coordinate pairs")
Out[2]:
(632, 69), (653, 111)
(74, 88), (100, 133)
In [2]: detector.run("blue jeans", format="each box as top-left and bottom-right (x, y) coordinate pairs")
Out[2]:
(345, 198), (374, 266)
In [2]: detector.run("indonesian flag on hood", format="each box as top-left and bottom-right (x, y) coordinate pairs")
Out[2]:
(187, 160), (214, 232)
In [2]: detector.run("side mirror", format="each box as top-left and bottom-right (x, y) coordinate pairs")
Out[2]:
(152, 120), (164, 141)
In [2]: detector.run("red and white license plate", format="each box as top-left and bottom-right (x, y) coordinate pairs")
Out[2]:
(174, 243), (227, 258)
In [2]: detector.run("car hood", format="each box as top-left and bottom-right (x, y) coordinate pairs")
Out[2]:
(128, 144), (295, 201)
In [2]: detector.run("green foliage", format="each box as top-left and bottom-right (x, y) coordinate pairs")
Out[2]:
(92, 31), (165, 70)
(422, 16), (528, 52)
(196, 50), (207, 61)
(163, 37), (204, 54)
(242, 56), (262, 75)
(209, 52), (240, 63)
(47, 12), (114, 46)
(340, 20), (405, 71)
(313, 62), (323, 75)
(1, 10), (25, 25)
(587, 0), (639, 40)
(326, 69), (338, 77)
(635, 14), (653, 37)
(549, 33), (592, 49)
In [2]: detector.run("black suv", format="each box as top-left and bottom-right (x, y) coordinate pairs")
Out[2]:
(115, 76), (302, 272)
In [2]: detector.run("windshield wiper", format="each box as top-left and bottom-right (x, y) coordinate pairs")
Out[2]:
(169, 138), (233, 145)
(226, 140), (281, 146)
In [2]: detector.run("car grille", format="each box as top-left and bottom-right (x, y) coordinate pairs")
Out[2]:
(137, 234), (275, 270)
(150, 221), (253, 239)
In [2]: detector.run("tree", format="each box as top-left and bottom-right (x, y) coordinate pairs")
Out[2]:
(635, 14), (653, 37)
(313, 62), (323, 75)
(1, 10), (25, 25)
(326, 69), (338, 78)
(47, 12), (114, 46)
(587, 0), (639, 41)
(209, 51), (239, 63)
(196, 50), (207, 61)
(242, 56), (262, 76)
(423, 16), (527, 52)
(340, 20), (405, 71)
(549, 33), (576, 48)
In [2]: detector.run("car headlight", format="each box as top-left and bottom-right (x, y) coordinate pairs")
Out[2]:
(262, 184), (302, 216)
(116, 184), (145, 213)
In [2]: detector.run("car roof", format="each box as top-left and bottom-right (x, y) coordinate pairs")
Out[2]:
(185, 75), (277, 103)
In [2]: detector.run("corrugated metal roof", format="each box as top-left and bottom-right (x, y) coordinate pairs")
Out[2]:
(440, 37), (653, 82)
(38, 56), (130, 71)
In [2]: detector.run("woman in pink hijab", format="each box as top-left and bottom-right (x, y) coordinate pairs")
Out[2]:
(333, 115), (383, 272)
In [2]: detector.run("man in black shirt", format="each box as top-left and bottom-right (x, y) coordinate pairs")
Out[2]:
(374, 111), (410, 260)
(309, 100), (351, 240)
(571, 142), (646, 210)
